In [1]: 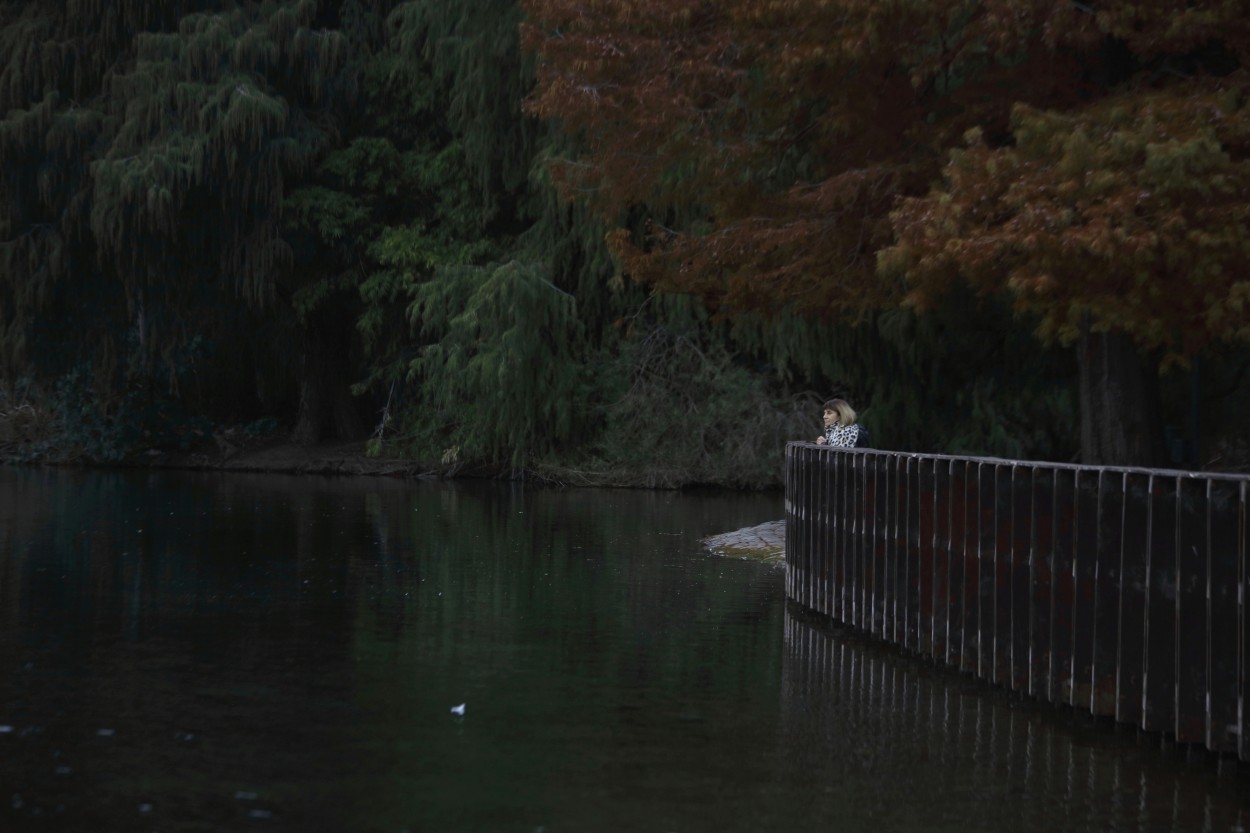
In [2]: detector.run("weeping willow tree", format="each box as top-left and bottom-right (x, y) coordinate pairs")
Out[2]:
(1, 2), (179, 385)
(350, 0), (599, 470)
(0, 0), (370, 456)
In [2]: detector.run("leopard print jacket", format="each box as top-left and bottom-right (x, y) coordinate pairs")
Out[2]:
(821, 423), (868, 448)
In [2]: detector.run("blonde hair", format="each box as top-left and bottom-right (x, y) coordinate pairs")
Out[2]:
(822, 398), (857, 425)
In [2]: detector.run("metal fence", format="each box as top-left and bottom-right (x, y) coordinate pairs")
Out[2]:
(782, 609), (1249, 826)
(784, 442), (1249, 761)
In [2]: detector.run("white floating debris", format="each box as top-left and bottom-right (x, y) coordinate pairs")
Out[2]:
(53, 766), (72, 776)
(235, 791), (258, 801)
(248, 809), (273, 819)
(139, 803), (153, 814)
(96, 728), (115, 737)
(450, 703), (466, 716)
(0, 726), (13, 734)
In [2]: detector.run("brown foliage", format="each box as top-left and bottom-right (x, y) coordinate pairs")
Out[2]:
(523, 0), (1250, 357)
(884, 81), (1250, 360)
(521, 0), (1103, 317)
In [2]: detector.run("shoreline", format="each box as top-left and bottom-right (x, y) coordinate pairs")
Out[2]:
(4, 438), (439, 480)
(2, 434), (788, 490)
(165, 439), (435, 478)
(132, 441), (677, 486)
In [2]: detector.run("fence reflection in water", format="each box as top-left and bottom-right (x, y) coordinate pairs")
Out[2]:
(784, 443), (1249, 762)
(782, 609), (1249, 833)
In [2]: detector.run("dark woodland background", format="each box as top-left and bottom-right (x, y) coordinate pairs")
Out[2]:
(2, 0), (1249, 486)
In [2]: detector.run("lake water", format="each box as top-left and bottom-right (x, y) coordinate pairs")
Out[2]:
(0, 468), (1246, 833)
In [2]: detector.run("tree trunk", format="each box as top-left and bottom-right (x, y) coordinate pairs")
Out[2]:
(1077, 323), (1167, 467)
(291, 319), (367, 446)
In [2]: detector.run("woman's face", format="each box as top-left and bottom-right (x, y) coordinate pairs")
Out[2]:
(823, 408), (836, 427)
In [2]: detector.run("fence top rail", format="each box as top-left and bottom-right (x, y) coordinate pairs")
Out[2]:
(785, 440), (1250, 484)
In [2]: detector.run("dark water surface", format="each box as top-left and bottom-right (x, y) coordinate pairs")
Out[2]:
(0, 468), (1246, 833)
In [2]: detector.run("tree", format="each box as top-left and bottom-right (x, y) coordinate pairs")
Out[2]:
(883, 89), (1250, 464)
(345, 0), (595, 468)
(522, 0), (1250, 465)
(0, 0), (371, 450)
(521, 0), (1095, 317)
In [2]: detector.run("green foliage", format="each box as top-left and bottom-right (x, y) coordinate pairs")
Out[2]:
(291, 9), (516, 419)
(396, 260), (587, 469)
(582, 324), (817, 488)
(0, 0), (361, 413)
(242, 415), (281, 436)
(4, 0), (1198, 479)
(724, 284), (1078, 463)
(39, 347), (214, 463)
(389, 0), (538, 218)
(285, 186), (370, 244)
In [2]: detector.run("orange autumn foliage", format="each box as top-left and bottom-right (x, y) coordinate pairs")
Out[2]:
(883, 82), (1250, 361)
(521, 0), (1097, 316)
(522, 0), (1250, 355)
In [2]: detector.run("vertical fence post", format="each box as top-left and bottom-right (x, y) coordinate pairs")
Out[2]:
(936, 459), (954, 666)
(1238, 480), (1247, 763)
(1072, 469), (1099, 710)
(1207, 477), (1240, 753)
(1052, 468), (1077, 705)
(1009, 464), (1032, 692)
(852, 453), (866, 630)
(877, 453), (893, 640)
(813, 445), (826, 617)
(1029, 467), (1054, 700)
(1176, 476), (1208, 744)
(785, 443), (794, 600)
(963, 461), (983, 676)
(1092, 470), (1124, 716)
(904, 456), (921, 652)
(890, 454), (903, 642)
(1118, 471), (1150, 727)
(993, 462), (1014, 688)
(840, 450), (853, 625)
(1143, 474), (1178, 735)
(918, 457), (935, 656)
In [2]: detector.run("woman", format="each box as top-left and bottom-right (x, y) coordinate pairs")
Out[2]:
(815, 398), (871, 448)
